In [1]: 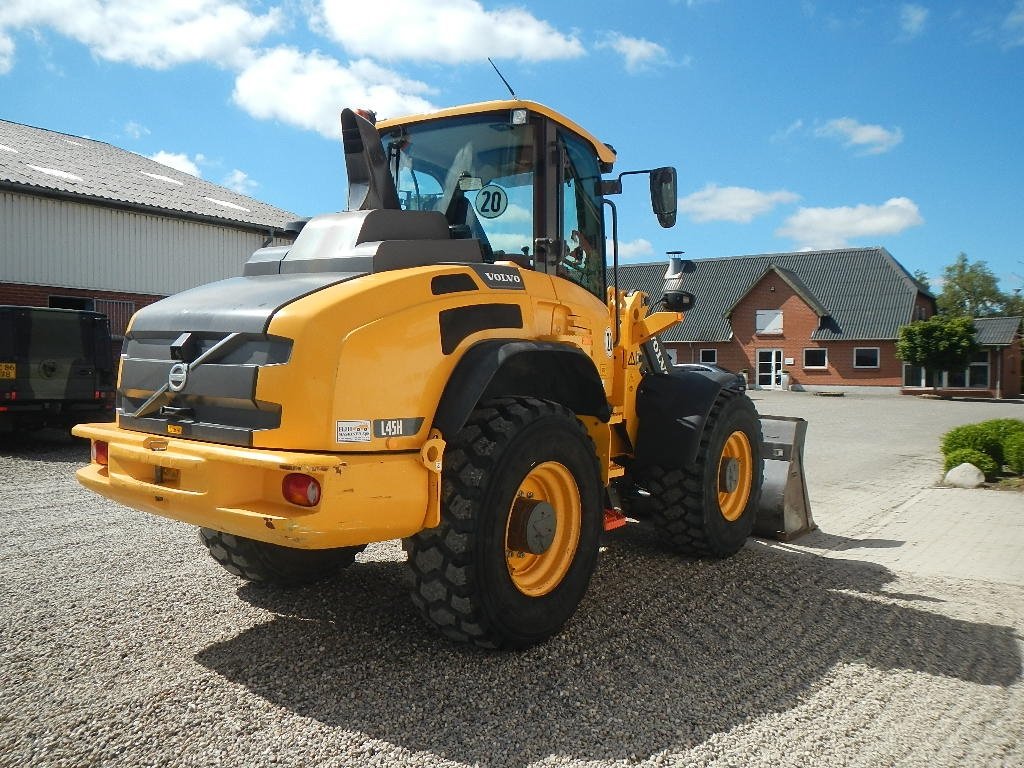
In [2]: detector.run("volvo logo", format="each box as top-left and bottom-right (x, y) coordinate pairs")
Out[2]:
(168, 363), (189, 392)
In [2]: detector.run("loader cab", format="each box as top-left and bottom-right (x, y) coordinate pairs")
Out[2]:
(376, 101), (618, 298)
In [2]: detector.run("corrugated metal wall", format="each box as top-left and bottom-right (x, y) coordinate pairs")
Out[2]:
(1, 191), (291, 296)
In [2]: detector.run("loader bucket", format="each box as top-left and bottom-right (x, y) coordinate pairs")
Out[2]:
(754, 416), (815, 541)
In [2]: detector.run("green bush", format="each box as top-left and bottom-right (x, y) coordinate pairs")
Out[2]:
(941, 423), (1005, 466)
(1005, 432), (1024, 476)
(943, 448), (999, 480)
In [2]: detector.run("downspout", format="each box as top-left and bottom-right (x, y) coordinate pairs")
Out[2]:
(996, 349), (1002, 400)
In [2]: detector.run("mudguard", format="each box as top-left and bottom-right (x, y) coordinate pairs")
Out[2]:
(432, 339), (611, 438)
(634, 368), (742, 470)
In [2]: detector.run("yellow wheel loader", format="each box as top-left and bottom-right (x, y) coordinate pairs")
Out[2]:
(73, 101), (764, 649)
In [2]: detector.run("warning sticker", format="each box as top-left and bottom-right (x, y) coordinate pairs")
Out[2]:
(336, 420), (372, 443)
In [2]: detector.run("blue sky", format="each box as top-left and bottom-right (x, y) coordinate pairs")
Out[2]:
(2, 1), (1022, 292)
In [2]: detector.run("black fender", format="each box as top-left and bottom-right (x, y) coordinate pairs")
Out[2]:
(432, 339), (611, 438)
(634, 368), (743, 471)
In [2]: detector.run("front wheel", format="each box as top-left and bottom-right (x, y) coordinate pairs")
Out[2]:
(198, 529), (364, 587)
(405, 397), (602, 649)
(640, 390), (763, 558)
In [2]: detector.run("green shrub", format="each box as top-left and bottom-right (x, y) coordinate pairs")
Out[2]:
(1005, 432), (1024, 476)
(941, 423), (1004, 466)
(982, 418), (1024, 442)
(943, 448), (999, 480)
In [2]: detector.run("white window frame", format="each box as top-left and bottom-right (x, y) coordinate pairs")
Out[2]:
(699, 348), (717, 364)
(803, 348), (828, 369)
(755, 309), (783, 335)
(853, 347), (880, 369)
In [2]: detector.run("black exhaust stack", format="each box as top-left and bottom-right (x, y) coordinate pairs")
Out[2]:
(341, 108), (400, 211)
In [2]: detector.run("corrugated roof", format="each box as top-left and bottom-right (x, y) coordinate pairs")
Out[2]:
(613, 247), (932, 342)
(0, 119), (298, 230)
(973, 316), (1022, 346)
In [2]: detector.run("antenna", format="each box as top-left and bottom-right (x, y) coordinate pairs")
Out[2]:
(488, 58), (518, 99)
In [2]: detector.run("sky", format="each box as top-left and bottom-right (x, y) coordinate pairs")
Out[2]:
(2, 0), (1022, 292)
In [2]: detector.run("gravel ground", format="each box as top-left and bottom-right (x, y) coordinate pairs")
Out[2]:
(1, 393), (1022, 767)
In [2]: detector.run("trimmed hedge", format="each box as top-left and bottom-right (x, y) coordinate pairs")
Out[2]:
(943, 448), (999, 480)
(941, 423), (1005, 466)
(940, 418), (1024, 478)
(1006, 432), (1024, 476)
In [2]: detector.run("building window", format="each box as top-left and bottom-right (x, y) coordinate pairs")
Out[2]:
(854, 347), (880, 368)
(699, 348), (717, 364)
(49, 295), (94, 311)
(755, 309), (783, 335)
(803, 348), (827, 368)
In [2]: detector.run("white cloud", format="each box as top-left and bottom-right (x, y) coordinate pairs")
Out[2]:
(610, 238), (654, 261)
(772, 118), (805, 143)
(222, 169), (257, 195)
(0, 32), (13, 74)
(899, 4), (929, 39)
(678, 184), (800, 223)
(315, 0), (584, 63)
(232, 48), (436, 139)
(776, 197), (924, 249)
(124, 120), (149, 140)
(0, 1), (281, 71)
(597, 33), (668, 73)
(816, 117), (904, 155)
(1004, 0), (1024, 47)
(148, 151), (203, 177)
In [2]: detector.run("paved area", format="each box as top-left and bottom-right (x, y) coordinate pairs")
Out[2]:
(1, 391), (1022, 767)
(749, 389), (1023, 585)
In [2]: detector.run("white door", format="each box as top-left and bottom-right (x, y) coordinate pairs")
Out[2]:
(757, 349), (783, 389)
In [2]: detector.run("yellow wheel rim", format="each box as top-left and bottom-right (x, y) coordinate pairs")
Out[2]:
(717, 430), (753, 522)
(505, 461), (581, 597)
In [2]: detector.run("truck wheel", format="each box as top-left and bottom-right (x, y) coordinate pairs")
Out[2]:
(642, 390), (763, 558)
(405, 397), (602, 649)
(198, 528), (364, 587)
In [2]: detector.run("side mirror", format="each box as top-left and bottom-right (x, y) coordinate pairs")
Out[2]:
(649, 167), (677, 228)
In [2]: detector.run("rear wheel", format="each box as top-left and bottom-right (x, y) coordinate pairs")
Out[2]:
(405, 397), (602, 649)
(641, 390), (763, 557)
(198, 528), (364, 587)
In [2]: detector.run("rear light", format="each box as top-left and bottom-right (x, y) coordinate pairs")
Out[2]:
(2, 391), (16, 400)
(92, 440), (109, 466)
(282, 473), (321, 507)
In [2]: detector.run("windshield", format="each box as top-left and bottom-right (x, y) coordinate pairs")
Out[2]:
(380, 113), (536, 262)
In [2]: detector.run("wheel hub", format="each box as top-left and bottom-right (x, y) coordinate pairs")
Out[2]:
(507, 497), (557, 554)
(719, 457), (740, 494)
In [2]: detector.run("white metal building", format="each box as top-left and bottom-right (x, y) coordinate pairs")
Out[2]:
(0, 119), (299, 337)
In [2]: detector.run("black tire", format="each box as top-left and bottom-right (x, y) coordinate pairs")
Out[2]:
(641, 390), (763, 558)
(198, 528), (364, 587)
(404, 397), (602, 649)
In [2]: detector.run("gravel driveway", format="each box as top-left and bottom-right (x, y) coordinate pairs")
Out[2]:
(2, 392), (1021, 767)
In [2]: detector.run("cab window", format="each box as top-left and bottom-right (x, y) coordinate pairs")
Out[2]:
(557, 130), (605, 296)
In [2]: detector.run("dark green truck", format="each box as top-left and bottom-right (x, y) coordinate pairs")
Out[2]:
(0, 306), (115, 433)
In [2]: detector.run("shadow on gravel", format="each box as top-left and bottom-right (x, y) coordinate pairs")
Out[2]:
(195, 528), (1021, 767)
(0, 429), (89, 463)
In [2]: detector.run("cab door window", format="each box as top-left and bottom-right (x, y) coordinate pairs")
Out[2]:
(557, 130), (605, 297)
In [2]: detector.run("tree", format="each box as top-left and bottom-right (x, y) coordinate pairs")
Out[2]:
(896, 315), (980, 390)
(937, 253), (1005, 317)
(913, 269), (932, 292)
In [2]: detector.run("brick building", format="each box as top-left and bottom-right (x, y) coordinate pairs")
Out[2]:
(616, 248), (1021, 398)
(0, 119), (299, 358)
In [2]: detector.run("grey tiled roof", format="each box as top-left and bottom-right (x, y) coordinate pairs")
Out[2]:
(0, 119), (297, 229)
(613, 247), (932, 342)
(973, 316), (1022, 346)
